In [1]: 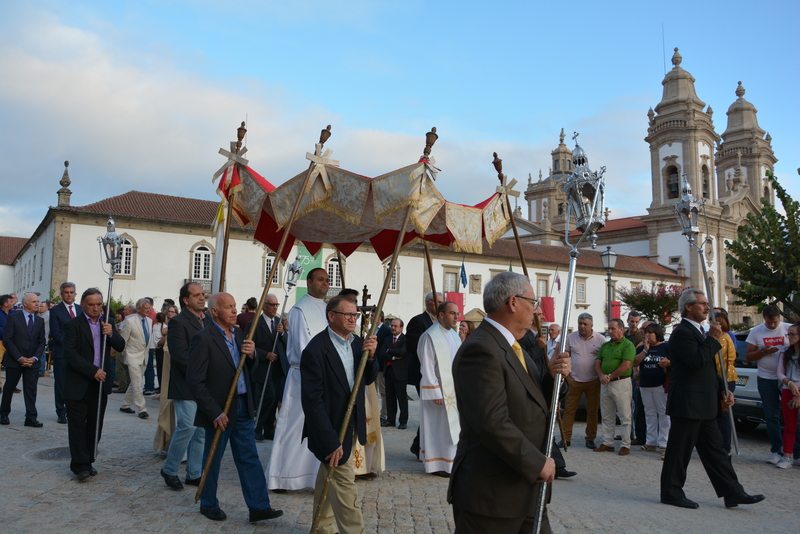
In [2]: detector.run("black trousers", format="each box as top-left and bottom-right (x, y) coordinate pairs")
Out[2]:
(65, 381), (108, 475)
(0, 365), (39, 419)
(254, 363), (283, 436)
(453, 505), (550, 534)
(52, 357), (67, 418)
(660, 416), (744, 501)
(384, 365), (408, 425)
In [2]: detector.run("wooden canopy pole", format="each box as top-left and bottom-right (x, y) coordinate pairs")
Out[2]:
(218, 122), (248, 292)
(493, 152), (528, 278)
(310, 127), (439, 533)
(195, 125), (334, 502)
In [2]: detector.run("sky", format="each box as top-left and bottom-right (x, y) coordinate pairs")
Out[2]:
(2, 0), (798, 238)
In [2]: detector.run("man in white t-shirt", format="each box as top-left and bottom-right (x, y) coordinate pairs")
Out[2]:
(745, 305), (791, 464)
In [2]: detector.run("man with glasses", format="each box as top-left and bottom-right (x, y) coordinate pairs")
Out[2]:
(301, 294), (378, 533)
(418, 301), (462, 477)
(248, 294), (286, 441)
(660, 289), (764, 510)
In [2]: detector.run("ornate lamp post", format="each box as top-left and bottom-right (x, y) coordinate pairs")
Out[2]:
(255, 255), (304, 424)
(95, 216), (123, 456)
(601, 246), (618, 322)
(671, 175), (738, 454)
(535, 133), (606, 533)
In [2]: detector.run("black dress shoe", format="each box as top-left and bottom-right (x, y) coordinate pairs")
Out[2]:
(254, 431), (266, 441)
(249, 507), (284, 522)
(57, 416), (67, 424)
(200, 506), (227, 521)
(380, 420), (395, 427)
(14, 388), (21, 393)
(89, 467), (98, 476)
(585, 440), (596, 449)
(0, 415), (9, 425)
(431, 470), (451, 478)
(271, 488), (287, 494)
(185, 476), (201, 487)
(555, 468), (577, 479)
(398, 423), (407, 429)
(161, 469), (183, 490)
(661, 497), (699, 509)
(138, 412), (149, 419)
(76, 471), (92, 482)
(410, 444), (420, 459)
(24, 419), (44, 427)
(724, 492), (765, 508)
(119, 407), (135, 413)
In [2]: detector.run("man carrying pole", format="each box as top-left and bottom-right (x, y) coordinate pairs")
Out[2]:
(301, 295), (378, 534)
(248, 293), (286, 441)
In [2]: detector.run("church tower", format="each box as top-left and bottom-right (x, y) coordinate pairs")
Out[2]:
(524, 128), (575, 237)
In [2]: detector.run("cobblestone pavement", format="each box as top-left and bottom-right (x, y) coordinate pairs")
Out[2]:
(2, 377), (797, 533)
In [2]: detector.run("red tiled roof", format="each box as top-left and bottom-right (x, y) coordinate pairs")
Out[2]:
(569, 216), (647, 236)
(484, 238), (679, 277)
(63, 191), (252, 229)
(0, 236), (28, 265)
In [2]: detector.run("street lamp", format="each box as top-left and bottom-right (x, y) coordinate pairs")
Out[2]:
(600, 246), (617, 321)
(671, 176), (738, 454)
(536, 133), (607, 534)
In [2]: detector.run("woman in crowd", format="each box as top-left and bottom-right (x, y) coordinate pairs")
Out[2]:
(633, 323), (670, 458)
(458, 320), (475, 342)
(776, 323), (800, 469)
(152, 305), (178, 398)
(711, 310), (738, 455)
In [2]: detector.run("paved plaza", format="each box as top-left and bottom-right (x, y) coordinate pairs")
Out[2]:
(2, 376), (797, 533)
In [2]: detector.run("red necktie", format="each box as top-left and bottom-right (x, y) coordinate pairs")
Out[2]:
(393, 337), (397, 346)
(68, 305), (75, 318)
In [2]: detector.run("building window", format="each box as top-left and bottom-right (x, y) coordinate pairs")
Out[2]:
(263, 253), (280, 286)
(576, 278), (587, 302)
(537, 277), (548, 299)
(39, 248), (44, 281)
(32, 255), (35, 284)
(193, 246), (213, 280)
(442, 265), (461, 293)
(385, 263), (399, 293)
(116, 234), (137, 279)
(327, 258), (342, 288)
(557, 203), (564, 216)
(702, 165), (710, 199)
(666, 166), (680, 199)
(554, 159), (560, 171)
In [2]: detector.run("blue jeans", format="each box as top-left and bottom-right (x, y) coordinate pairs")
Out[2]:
(144, 349), (156, 391)
(200, 396), (271, 511)
(162, 400), (205, 479)
(757, 377), (783, 454)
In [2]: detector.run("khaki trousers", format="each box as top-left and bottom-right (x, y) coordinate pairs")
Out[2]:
(313, 440), (364, 534)
(122, 361), (147, 413)
(562, 376), (600, 442)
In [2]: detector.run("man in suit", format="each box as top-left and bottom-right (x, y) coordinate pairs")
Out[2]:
(405, 291), (442, 458)
(186, 292), (283, 523)
(1, 293), (46, 426)
(49, 282), (82, 424)
(448, 272), (571, 534)
(379, 318), (408, 429)
(660, 288), (765, 510)
(369, 308), (391, 423)
(119, 298), (153, 419)
(301, 294), (378, 534)
(160, 282), (210, 490)
(62, 287), (125, 480)
(248, 293), (286, 441)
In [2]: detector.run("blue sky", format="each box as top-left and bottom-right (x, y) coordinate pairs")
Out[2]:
(2, 0), (797, 238)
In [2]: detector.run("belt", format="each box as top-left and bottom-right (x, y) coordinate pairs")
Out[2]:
(609, 375), (630, 382)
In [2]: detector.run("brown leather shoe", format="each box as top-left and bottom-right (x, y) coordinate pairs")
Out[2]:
(594, 444), (614, 452)
(619, 447), (630, 456)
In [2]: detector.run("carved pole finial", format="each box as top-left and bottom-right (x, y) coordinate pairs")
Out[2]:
(236, 121), (247, 153)
(492, 152), (503, 183)
(320, 125), (332, 146)
(572, 131), (579, 144)
(423, 127), (438, 158)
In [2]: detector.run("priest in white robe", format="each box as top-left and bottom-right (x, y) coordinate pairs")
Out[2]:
(418, 301), (462, 476)
(267, 268), (330, 490)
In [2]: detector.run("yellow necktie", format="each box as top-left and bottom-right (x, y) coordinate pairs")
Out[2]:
(512, 341), (528, 373)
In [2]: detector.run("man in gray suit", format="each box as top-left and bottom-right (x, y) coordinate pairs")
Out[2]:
(448, 272), (571, 534)
(119, 298), (153, 419)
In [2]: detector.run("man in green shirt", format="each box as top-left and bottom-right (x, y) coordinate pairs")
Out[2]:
(593, 318), (636, 455)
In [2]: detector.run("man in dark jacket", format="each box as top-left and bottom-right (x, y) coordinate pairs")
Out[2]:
(247, 293), (286, 441)
(660, 288), (764, 510)
(301, 295), (378, 534)
(378, 318), (409, 428)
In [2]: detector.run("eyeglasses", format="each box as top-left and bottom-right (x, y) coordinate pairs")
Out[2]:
(513, 295), (539, 308)
(266, 302), (279, 306)
(331, 311), (360, 320)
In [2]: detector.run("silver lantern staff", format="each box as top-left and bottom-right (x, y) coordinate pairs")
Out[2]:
(672, 175), (739, 455)
(534, 133), (606, 534)
(95, 216), (124, 458)
(255, 255), (304, 425)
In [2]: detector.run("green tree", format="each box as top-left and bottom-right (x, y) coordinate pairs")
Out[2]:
(616, 281), (686, 328)
(726, 171), (800, 319)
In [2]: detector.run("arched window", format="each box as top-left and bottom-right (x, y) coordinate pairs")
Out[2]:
(554, 159), (560, 171)
(701, 165), (710, 199)
(387, 263), (399, 292)
(327, 258), (342, 288)
(192, 245), (213, 280)
(666, 166), (680, 199)
(117, 234), (137, 279)
(263, 253), (281, 286)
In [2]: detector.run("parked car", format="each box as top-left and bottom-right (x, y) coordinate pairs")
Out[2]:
(731, 330), (763, 431)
